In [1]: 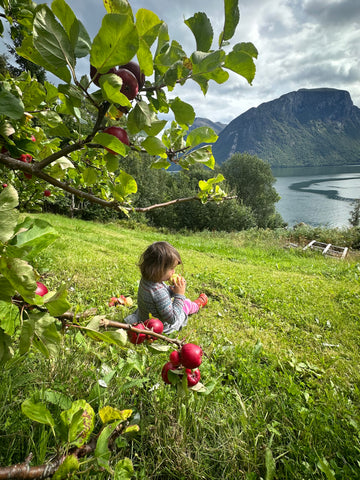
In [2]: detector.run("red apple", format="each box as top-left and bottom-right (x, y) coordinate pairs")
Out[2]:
(90, 64), (117, 87)
(103, 126), (130, 154)
(2, 183), (7, 188)
(127, 323), (147, 345)
(35, 281), (48, 296)
(169, 350), (181, 366)
(19, 154), (32, 163)
(180, 343), (203, 369)
(119, 61), (145, 90)
(115, 67), (139, 100)
(185, 368), (201, 387)
(161, 361), (178, 384)
(44, 189), (51, 197)
(144, 318), (164, 339)
(30, 135), (36, 142)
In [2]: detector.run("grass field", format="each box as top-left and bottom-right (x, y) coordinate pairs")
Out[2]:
(1, 213), (360, 479)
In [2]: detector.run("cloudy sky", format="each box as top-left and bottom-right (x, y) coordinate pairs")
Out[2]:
(27, 0), (360, 124)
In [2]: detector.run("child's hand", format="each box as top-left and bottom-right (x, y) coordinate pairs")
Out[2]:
(172, 274), (186, 295)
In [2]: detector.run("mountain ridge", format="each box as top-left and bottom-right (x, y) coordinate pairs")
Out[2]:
(207, 88), (360, 167)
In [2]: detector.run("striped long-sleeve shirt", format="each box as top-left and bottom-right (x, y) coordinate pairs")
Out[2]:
(125, 278), (188, 334)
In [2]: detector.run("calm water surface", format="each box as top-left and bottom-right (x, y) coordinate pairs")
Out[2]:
(272, 165), (360, 228)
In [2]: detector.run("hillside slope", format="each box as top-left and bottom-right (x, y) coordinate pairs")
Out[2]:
(212, 88), (360, 167)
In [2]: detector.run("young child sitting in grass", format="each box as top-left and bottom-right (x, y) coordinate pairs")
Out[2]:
(125, 241), (207, 333)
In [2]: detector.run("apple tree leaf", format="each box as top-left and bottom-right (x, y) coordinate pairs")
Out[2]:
(191, 50), (225, 76)
(0, 185), (19, 243)
(103, 0), (133, 17)
(45, 284), (71, 316)
(185, 12), (213, 53)
(224, 42), (258, 85)
(0, 91), (24, 120)
(93, 132), (128, 156)
(186, 126), (218, 148)
(0, 300), (20, 336)
(0, 257), (37, 304)
(90, 14), (139, 72)
(219, 0), (240, 46)
(150, 157), (170, 170)
(33, 6), (75, 73)
(141, 136), (167, 158)
(99, 74), (132, 108)
(169, 97), (195, 127)
(51, 0), (91, 58)
(127, 100), (153, 134)
(179, 145), (215, 170)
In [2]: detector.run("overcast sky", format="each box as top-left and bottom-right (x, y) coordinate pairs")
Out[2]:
(27, 0), (360, 124)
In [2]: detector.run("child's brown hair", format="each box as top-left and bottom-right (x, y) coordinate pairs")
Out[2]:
(138, 241), (181, 282)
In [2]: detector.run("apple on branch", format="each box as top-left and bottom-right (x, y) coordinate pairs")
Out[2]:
(103, 126), (130, 154)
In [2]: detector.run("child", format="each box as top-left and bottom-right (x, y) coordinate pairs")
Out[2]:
(125, 241), (207, 334)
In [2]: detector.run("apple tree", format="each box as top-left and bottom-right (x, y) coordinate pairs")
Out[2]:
(0, 0), (257, 214)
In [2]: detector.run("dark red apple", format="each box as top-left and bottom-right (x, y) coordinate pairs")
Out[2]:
(127, 323), (147, 345)
(35, 281), (48, 296)
(185, 368), (201, 387)
(115, 68), (139, 100)
(44, 189), (51, 197)
(169, 350), (181, 366)
(180, 343), (203, 369)
(103, 126), (130, 154)
(119, 61), (145, 90)
(2, 183), (7, 188)
(144, 318), (164, 339)
(161, 361), (178, 384)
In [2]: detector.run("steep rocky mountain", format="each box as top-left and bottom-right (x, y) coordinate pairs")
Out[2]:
(211, 88), (360, 167)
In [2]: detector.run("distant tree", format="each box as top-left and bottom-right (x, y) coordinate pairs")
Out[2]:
(221, 153), (283, 228)
(349, 199), (360, 227)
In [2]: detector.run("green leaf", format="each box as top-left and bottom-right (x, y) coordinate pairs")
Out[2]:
(0, 276), (15, 300)
(114, 457), (134, 480)
(136, 8), (161, 45)
(155, 40), (186, 75)
(191, 50), (225, 75)
(0, 185), (19, 243)
(21, 398), (55, 427)
(22, 80), (47, 110)
(0, 329), (13, 365)
(48, 156), (75, 180)
(170, 97), (195, 126)
(127, 100), (153, 134)
(51, 0), (91, 58)
(19, 318), (35, 355)
(53, 455), (80, 480)
(17, 35), (71, 83)
(150, 157), (170, 170)
(185, 12), (213, 52)
(0, 300), (20, 336)
(93, 132), (128, 156)
(186, 126), (218, 147)
(317, 457), (336, 480)
(43, 390), (72, 410)
(45, 284), (71, 316)
(219, 0), (240, 46)
(37, 110), (63, 128)
(32, 312), (62, 358)
(224, 42), (258, 85)
(103, 0), (133, 16)
(180, 145), (215, 170)
(0, 257), (37, 304)
(61, 400), (95, 447)
(136, 37), (153, 77)
(33, 6), (74, 74)
(0, 90), (24, 119)
(9, 217), (59, 260)
(106, 154), (119, 172)
(90, 14), (139, 72)
(83, 167), (98, 185)
(99, 73), (132, 108)
(112, 171), (137, 201)
(99, 406), (132, 424)
(141, 136), (167, 157)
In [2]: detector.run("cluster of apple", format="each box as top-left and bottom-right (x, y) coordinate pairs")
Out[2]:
(162, 343), (203, 388)
(90, 61), (145, 152)
(127, 318), (164, 345)
(108, 295), (133, 307)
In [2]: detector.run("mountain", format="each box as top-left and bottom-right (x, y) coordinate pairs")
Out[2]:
(211, 88), (360, 167)
(190, 117), (227, 135)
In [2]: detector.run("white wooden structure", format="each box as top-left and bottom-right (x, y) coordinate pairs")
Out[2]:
(303, 240), (348, 259)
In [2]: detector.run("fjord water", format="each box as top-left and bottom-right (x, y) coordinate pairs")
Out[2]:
(272, 165), (360, 228)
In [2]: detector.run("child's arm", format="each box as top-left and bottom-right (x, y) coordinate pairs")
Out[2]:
(153, 283), (186, 325)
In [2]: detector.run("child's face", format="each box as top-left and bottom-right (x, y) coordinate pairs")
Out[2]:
(161, 263), (178, 282)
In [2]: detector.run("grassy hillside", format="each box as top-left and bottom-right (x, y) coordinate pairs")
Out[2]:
(1, 213), (360, 479)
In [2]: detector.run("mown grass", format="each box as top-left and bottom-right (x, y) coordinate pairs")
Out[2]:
(1, 213), (360, 479)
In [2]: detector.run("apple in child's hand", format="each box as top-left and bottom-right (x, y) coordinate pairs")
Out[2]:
(35, 282), (48, 296)
(161, 361), (179, 384)
(180, 343), (203, 369)
(186, 368), (201, 387)
(127, 323), (147, 345)
(169, 350), (181, 366)
(169, 273), (181, 285)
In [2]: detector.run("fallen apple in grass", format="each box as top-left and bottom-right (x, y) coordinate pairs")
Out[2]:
(35, 281), (48, 296)
(185, 368), (201, 387)
(144, 318), (164, 339)
(180, 343), (203, 369)
(169, 350), (181, 366)
(127, 323), (147, 345)
(161, 361), (179, 384)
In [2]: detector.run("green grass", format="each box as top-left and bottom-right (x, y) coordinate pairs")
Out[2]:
(1, 213), (360, 479)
